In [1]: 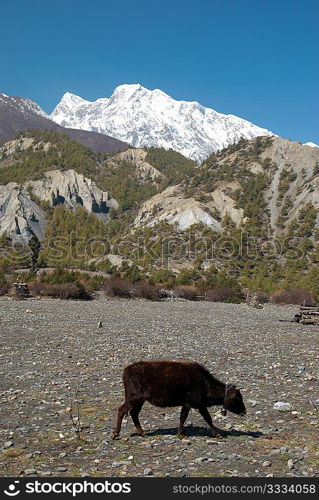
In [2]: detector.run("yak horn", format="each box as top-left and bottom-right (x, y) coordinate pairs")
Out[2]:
(226, 382), (237, 390)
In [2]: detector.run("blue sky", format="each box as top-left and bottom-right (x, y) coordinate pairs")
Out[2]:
(1, 0), (318, 143)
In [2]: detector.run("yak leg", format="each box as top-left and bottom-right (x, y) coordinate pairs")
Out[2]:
(112, 401), (132, 439)
(178, 404), (191, 438)
(198, 406), (219, 437)
(130, 400), (145, 436)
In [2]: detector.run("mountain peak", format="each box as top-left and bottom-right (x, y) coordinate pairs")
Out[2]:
(51, 84), (275, 162)
(20, 97), (49, 118)
(113, 83), (143, 93)
(61, 91), (88, 102)
(58, 92), (90, 109)
(112, 84), (169, 98)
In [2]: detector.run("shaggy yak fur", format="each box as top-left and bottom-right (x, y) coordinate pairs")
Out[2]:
(113, 360), (246, 438)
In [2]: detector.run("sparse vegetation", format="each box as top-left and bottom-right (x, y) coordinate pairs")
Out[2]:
(0, 277), (9, 296)
(278, 168), (297, 199)
(173, 285), (199, 300)
(0, 130), (100, 184)
(29, 281), (93, 300)
(104, 276), (132, 298)
(270, 288), (314, 305)
(134, 281), (160, 300)
(145, 147), (197, 184)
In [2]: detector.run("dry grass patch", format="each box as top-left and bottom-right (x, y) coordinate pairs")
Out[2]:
(2, 449), (24, 458)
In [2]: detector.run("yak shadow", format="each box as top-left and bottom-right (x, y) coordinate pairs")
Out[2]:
(131, 425), (263, 439)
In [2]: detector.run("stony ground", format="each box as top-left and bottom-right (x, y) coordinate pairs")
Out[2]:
(0, 297), (318, 478)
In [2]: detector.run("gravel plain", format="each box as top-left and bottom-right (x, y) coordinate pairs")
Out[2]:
(0, 297), (318, 477)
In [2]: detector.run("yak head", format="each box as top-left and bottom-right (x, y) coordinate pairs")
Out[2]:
(223, 383), (246, 416)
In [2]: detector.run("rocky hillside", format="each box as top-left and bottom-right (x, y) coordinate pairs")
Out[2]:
(0, 93), (127, 153)
(0, 131), (318, 242)
(0, 170), (117, 243)
(133, 137), (319, 236)
(0, 131), (120, 241)
(0, 130), (318, 296)
(0, 184), (46, 242)
(134, 184), (224, 231)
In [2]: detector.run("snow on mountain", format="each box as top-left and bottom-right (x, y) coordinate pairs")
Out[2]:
(303, 142), (319, 148)
(0, 93), (127, 152)
(0, 93), (49, 118)
(51, 84), (274, 162)
(18, 98), (49, 118)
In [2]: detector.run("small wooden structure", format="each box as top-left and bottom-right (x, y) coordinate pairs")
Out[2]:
(294, 303), (319, 325)
(9, 282), (30, 300)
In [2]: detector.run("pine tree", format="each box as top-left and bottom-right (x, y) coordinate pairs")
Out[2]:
(28, 234), (41, 270)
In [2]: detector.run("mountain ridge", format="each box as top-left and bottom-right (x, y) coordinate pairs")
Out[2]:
(0, 93), (127, 153)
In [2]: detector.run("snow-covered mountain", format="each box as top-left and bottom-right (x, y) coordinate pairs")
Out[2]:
(51, 84), (275, 162)
(0, 93), (49, 118)
(0, 93), (127, 152)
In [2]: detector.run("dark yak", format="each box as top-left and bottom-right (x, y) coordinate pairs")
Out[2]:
(113, 360), (246, 438)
